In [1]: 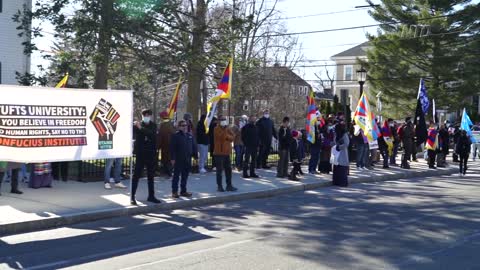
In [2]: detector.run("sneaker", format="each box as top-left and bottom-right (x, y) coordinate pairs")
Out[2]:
(114, 182), (127, 189)
(200, 168), (207, 174)
(217, 187), (225, 192)
(130, 198), (138, 205)
(250, 174), (260, 178)
(11, 189), (23, 194)
(104, 183), (112, 189)
(172, 192), (180, 199)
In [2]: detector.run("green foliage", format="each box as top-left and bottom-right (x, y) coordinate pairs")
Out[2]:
(364, 0), (480, 118)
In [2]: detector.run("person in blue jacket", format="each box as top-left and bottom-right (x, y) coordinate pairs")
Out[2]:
(170, 120), (198, 198)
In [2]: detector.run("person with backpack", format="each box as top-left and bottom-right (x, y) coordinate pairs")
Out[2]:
(456, 130), (471, 176)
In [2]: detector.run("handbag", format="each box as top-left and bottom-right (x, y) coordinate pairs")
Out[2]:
(330, 146), (340, 166)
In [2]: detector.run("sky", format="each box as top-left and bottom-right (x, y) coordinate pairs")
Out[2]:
(274, 0), (378, 82)
(31, 0), (379, 85)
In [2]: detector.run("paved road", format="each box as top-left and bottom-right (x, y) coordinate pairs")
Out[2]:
(0, 166), (479, 270)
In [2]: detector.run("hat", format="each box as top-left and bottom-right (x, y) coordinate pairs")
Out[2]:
(142, 109), (152, 116)
(241, 115), (248, 120)
(291, 130), (300, 138)
(159, 111), (169, 119)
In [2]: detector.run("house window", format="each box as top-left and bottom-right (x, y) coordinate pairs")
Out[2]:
(290, 85), (295, 95)
(243, 100), (249, 111)
(222, 101), (228, 111)
(344, 65), (353, 81)
(253, 100), (260, 109)
(261, 100), (268, 107)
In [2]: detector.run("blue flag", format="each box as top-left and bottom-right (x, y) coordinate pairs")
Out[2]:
(461, 108), (476, 143)
(417, 78), (430, 114)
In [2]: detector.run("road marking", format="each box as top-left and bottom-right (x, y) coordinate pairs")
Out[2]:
(118, 235), (270, 270)
(22, 230), (221, 270)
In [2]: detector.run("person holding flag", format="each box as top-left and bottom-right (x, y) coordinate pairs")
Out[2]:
(414, 78), (429, 161)
(425, 121), (439, 169)
(379, 120), (394, 169)
(204, 59), (232, 134)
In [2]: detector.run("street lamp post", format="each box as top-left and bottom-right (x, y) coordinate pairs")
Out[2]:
(357, 67), (367, 98)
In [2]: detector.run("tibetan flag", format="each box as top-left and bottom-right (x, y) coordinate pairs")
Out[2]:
(353, 93), (375, 143)
(219, 58), (233, 100)
(425, 127), (439, 150)
(167, 76), (182, 119)
(205, 59), (233, 133)
(55, 73), (69, 88)
(369, 112), (381, 142)
(381, 120), (394, 155)
(460, 108), (476, 143)
(306, 88), (317, 143)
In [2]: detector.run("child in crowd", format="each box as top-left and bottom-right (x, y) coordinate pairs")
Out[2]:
(289, 130), (302, 181)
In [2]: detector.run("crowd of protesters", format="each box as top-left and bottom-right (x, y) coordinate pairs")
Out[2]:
(1, 107), (477, 206)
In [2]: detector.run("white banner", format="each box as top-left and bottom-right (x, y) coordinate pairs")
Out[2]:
(0, 85), (133, 162)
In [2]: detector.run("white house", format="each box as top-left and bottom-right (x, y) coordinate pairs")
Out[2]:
(0, 0), (31, 84)
(331, 42), (370, 112)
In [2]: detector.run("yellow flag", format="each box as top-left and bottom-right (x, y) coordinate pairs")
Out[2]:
(55, 73), (69, 88)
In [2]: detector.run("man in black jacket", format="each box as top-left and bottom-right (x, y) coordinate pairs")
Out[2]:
(256, 109), (277, 169)
(170, 120), (198, 198)
(277, 117), (292, 178)
(241, 115), (260, 178)
(196, 114), (209, 173)
(131, 109), (161, 205)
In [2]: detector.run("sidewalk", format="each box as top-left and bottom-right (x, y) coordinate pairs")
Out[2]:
(0, 160), (457, 235)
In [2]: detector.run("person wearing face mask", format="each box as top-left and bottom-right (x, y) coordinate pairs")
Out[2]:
(256, 109), (277, 169)
(170, 120), (197, 198)
(241, 115), (260, 178)
(157, 111), (175, 177)
(214, 116), (237, 192)
(277, 117), (292, 178)
(332, 122), (350, 187)
(232, 117), (246, 171)
(196, 114), (209, 173)
(131, 109), (161, 205)
(318, 119), (335, 174)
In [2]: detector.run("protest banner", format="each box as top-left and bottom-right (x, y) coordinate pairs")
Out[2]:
(0, 85), (133, 162)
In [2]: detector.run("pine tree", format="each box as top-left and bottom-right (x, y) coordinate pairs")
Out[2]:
(364, 0), (479, 118)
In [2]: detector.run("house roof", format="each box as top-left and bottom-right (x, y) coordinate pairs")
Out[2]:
(254, 65), (312, 87)
(331, 41), (370, 58)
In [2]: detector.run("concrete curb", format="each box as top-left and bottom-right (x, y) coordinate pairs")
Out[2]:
(0, 167), (456, 236)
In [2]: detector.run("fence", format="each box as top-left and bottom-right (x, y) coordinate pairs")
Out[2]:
(72, 143), (283, 182)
